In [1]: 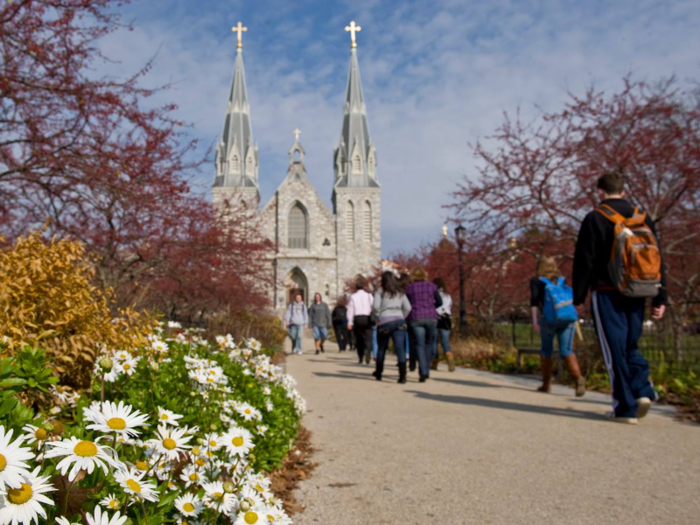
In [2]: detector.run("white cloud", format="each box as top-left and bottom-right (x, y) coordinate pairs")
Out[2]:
(99, 0), (700, 255)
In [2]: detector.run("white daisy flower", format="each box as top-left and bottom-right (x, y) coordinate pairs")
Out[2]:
(84, 401), (149, 437)
(175, 493), (203, 517)
(151, 339), (168, 354)
(157, 408), (183, 426)
(180, 465), (207, 488)
(204, 433), (222, 452)
(86, 505), (128, 525)
(113, 350), (132, 361)
(147, 425), (192, 461)
(0, 426), (35, 491)
(103, 366), (123, 383)
(21, 424), (49, 446)
(202, 481), (237, 516)
(233, 506), (271, 525)
(56, 517), (79, 525)
(167, 321), (182, 329)
(256, 425), (268, 436)
(44, 437), (122, 482)
(114, 467), (158, 502)
(223, 428), (254, 457)
(236, 403), (261, 422)
(99, 492), (124, 511)
(0, 467), (55, 525)
(115, 355), (140, 376)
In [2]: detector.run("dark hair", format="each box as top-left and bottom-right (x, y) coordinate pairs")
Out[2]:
(398, 273), (410, 290)
(380, 271), (401, 298)
(355, 276), (367, 292)
(597, 170), (625, 195)
(433, 277), (447, 292)
(335, 296), (348, 307)
(314, 293), (322, 303)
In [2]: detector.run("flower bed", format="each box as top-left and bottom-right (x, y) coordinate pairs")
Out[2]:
(0, 328), (305, 524)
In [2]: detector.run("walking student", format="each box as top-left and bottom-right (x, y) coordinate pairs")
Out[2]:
(309, 293), (332, 355)
(531, 257), (586, 396)
(399, 273), (415, 369)
(332, 297), (350, 351)
(347, 276), (374, 364)
(573, 170), (666, 424)
(433, 278), (456, 372)
(371, 271), (412, 383)
(405, 267), (442, 382)
(284, 293), (308, 355)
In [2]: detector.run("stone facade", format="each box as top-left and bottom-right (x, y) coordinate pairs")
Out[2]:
(213, 40), (381, 311)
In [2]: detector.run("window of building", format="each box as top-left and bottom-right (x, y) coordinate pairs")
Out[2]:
(288, 204), (308, 249)
(363, 201), (372, 242)
(353, 155), (361, 173)
(346, 201), (355, 242)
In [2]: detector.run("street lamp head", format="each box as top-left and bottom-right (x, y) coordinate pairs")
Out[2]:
(455, 224), (467, 245)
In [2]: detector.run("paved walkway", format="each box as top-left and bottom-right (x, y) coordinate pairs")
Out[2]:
(285, 335), (700, 525)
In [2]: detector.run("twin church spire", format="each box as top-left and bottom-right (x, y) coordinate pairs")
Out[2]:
(214, 20), (378, 193)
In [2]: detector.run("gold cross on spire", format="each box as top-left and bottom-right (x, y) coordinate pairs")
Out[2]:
(232, 21), (247, 49)
(293, 128), (301, 142)
(345, 20), (361, 48)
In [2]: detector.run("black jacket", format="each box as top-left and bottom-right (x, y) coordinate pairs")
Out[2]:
(572, 198), (667, 306)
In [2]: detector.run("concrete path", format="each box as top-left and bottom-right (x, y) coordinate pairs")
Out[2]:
(285, 335), (700, 525)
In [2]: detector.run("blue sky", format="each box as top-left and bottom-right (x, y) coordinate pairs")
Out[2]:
(100, 0), (700, 256)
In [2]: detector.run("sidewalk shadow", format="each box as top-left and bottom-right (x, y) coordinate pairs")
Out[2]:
(404, 390), (603, 422)
(314, 371), (377, 382)
(431, 376), (531, 391)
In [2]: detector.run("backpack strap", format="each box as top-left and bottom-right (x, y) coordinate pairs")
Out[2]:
(595, 204), (626, 224)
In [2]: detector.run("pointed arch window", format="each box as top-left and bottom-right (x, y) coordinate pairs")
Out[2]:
(231, 154), (240, 172)
(368, 154), (375, 176)
(346, 201), (355, 242)
(288, 204), (308, 249)
(352, 155), (362, 173)
(246, 154), (254, 175)
(363, 201), (372, 243)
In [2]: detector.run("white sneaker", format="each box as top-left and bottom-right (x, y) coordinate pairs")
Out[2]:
(636, 397), (652, 419)
(605, 411), (638, 425)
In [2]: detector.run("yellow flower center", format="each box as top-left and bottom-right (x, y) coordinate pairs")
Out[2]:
(163, 438), (177, 450)
(135, 461), (149, 471)
(195, 458), (206, 467)
(189, 473), (198, 481)
(126, 479), (142, 493)
(7, 483), (33, 505)
(244, 511), (259, 524)
(107, 417), (127, 430)
(160, 414), (168, 420)
(123, 364), (131, 371)
(74, 440), (98, 457)
(109, 500), (119, 509)
(232, 437), (244, 447)
(207, 378), (215, 383)
(0, 454), (6, 472)
(213, 491), (223, 501)
(183, 502), (195, 512)
(34, 428), (48, 441)
(245, 409), (251, 414)
(255, 483), (264, 493)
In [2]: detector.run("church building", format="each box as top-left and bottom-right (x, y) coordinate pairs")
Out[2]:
(213, 22), (381, 310)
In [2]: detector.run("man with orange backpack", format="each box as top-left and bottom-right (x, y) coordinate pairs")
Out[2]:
(573, 171), (666, 424)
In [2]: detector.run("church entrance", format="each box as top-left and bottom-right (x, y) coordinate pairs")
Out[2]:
(284, 268), (308, 306)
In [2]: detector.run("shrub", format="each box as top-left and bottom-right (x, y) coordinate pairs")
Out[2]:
(0, 331), (305, 523)
(206, 310), (288, 355)
(0, 231), (154, 386)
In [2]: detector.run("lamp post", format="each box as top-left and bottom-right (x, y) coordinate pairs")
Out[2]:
(455, 224), (468, 338)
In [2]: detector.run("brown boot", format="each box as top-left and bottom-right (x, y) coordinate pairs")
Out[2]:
(430, 358), (439, 371)
(446, 352), (456, 372)
(538, 356), (552, 393)
(564, 355), (586, 397)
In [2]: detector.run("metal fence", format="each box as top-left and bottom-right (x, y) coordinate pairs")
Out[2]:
(494, 320), (700, 373)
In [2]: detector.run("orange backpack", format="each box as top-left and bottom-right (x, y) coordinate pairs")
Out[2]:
(595, 204), (662, 298)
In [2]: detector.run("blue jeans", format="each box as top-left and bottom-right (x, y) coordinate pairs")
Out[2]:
(312, 326), (328, 341)
(289, 324), (303, 352)
(431, 329), (452, 358)
(410, 319), (437, 378)
(372, 326), (378, 359)
(375, 320), (408, 377)
(540, 317), (575, 358)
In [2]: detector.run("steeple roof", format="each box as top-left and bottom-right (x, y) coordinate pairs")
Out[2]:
(214, 47), (259, 189)
(333, 48), (379, 189)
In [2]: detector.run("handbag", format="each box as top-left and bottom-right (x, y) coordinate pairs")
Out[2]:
(437, 314), (452, 331)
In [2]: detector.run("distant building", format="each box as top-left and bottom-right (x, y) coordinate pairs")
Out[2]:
(213, 27), (381, 310)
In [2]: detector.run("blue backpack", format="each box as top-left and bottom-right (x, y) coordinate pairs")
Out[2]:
(540, 277), (578, 324)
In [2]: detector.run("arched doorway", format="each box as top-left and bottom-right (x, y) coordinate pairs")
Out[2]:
(284, 267), (308, 305)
